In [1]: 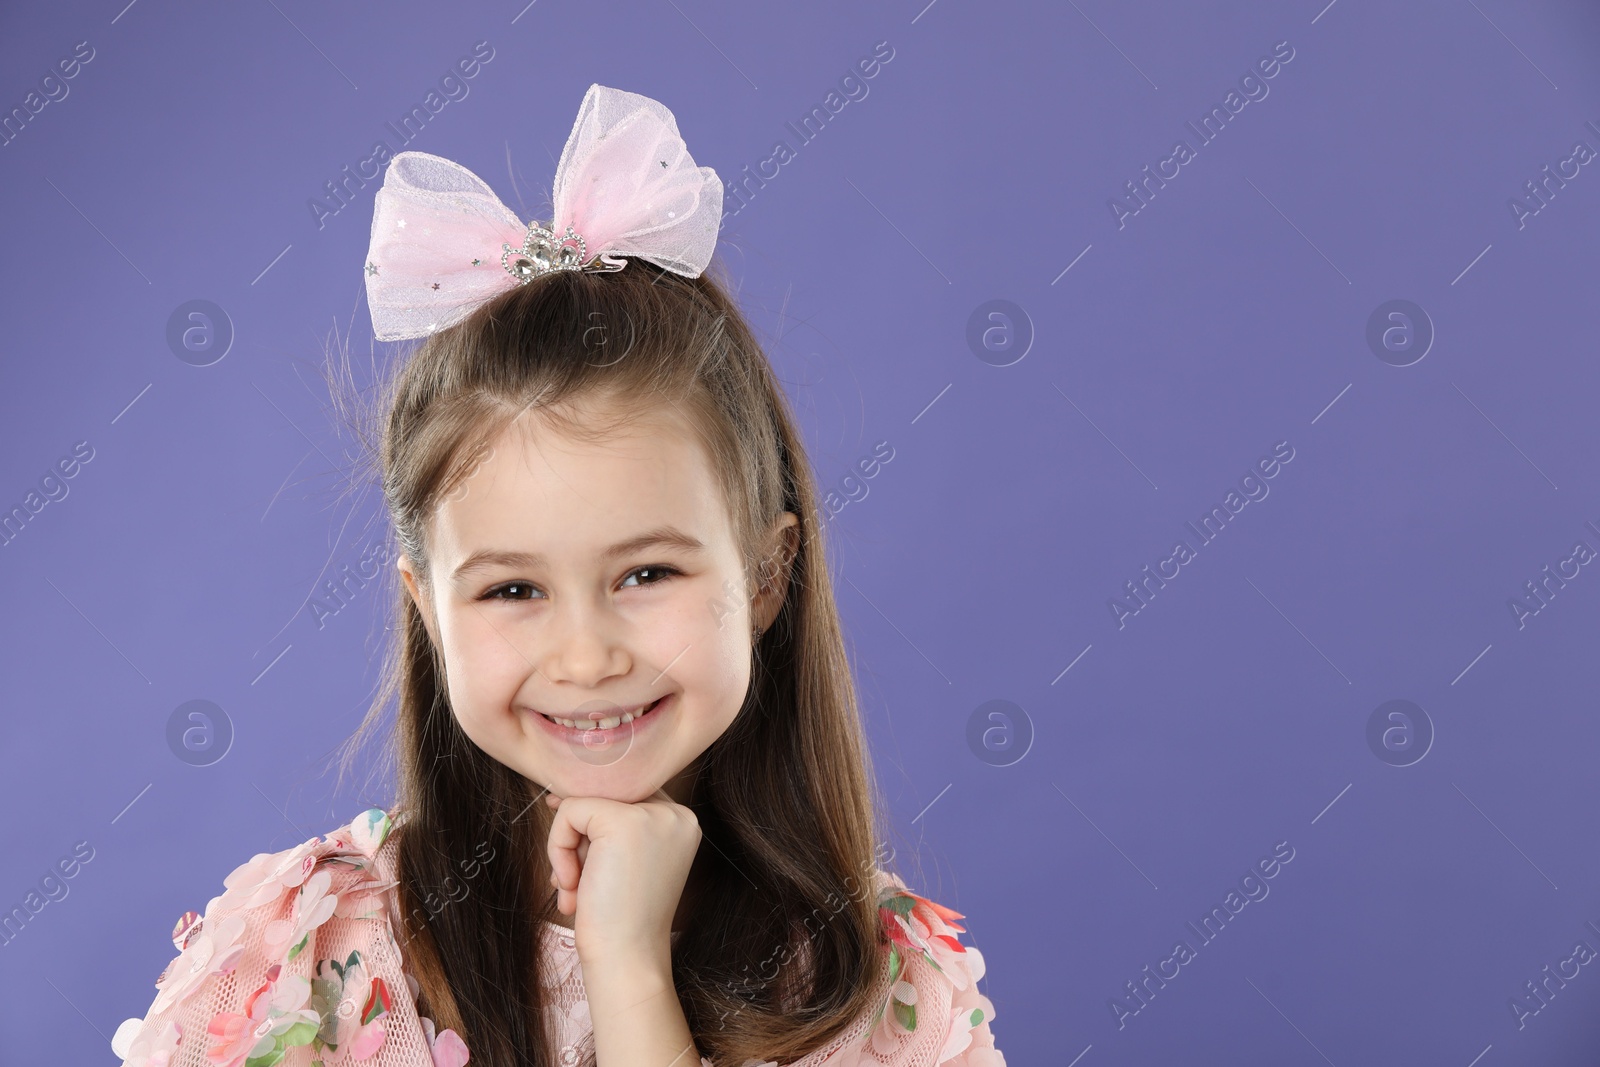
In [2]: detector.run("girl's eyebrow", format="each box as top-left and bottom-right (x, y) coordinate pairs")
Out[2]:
(450, 525), (707, 581)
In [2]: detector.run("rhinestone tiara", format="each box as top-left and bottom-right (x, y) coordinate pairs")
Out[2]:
(501, 219), (626, 284)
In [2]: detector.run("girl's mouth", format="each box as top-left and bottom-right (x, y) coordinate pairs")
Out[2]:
(535, 694), (669, 735)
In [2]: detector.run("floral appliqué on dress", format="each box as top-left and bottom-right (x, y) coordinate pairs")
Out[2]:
(749, 878), (1004, 1067)
(112, 809), (1003, 1067)
(112, 808), (469, 1067)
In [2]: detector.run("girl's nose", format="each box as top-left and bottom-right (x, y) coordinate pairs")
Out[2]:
(539, 605), (628, 687)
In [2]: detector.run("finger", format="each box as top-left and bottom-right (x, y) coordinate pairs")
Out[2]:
(547, 798), (600, 889)
(546, 803), (586, 890)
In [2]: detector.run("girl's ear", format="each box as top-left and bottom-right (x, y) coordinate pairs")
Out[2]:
(397, 554), (442, 648)
(751, 511), (801, 634)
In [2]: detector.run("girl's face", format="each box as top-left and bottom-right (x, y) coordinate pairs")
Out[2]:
(398, 398), (795, 806)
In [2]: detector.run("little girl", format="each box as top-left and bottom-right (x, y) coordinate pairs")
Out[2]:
(111, 84), (1004, 1067)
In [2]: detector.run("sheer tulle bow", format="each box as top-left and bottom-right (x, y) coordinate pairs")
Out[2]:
(363, 83), (723, 341)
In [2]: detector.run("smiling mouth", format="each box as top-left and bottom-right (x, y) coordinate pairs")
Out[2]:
(536, 696), (666, 731)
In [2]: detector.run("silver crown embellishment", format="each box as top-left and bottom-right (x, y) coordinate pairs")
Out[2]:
(501, 220), (623, 283)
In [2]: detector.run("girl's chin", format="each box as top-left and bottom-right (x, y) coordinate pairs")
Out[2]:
(538, 776), (666, 805)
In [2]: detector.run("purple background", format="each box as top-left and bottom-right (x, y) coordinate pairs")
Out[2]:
(5, 0), (1600, 1063)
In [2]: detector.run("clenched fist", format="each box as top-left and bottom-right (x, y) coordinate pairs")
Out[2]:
(545, 787), (701, 970)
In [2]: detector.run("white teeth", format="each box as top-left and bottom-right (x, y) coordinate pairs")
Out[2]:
(545, 698), (658, 731)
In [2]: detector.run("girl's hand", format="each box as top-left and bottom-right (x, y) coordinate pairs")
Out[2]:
(544, 787), (700, 968)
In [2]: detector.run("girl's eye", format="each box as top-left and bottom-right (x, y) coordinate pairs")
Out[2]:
(478, 581), (542, 602)
(619, 564), (681, 589)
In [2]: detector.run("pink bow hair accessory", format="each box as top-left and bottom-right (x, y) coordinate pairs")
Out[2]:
(362, 83), (723, 342)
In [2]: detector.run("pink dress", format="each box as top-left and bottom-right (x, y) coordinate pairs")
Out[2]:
(112, 808), (1005, 1067)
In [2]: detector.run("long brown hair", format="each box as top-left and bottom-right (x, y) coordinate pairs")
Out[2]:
(331, 258), (899, 1067)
